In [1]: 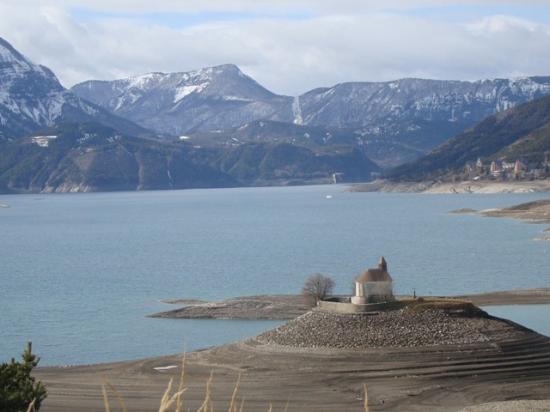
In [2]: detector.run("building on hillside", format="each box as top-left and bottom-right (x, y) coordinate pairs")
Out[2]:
(490, 160), (502, 177)
(502, 161), (515, 173)
(351, 257), (394, 304)
(514, 160), (526, 178)
(476, 158), (483, 171)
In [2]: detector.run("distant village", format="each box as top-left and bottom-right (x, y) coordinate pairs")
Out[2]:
(463, 152), (550, 181)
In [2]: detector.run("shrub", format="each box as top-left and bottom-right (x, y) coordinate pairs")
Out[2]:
(0, 342), (47, 411)
(301, 273), (335, 306)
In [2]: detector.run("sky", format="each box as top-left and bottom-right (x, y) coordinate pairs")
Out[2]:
(2, 1), (550, 95)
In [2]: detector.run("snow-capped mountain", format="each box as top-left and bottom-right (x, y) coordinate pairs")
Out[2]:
(0, 36), (150, 141)
(72, 67), (550, 166)
(299, 77), (550, 128)
(298, 77), (550, 148)
(72, 64), (293, 136)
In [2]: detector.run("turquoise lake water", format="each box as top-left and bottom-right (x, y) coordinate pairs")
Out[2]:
(1, 185), (549, 365)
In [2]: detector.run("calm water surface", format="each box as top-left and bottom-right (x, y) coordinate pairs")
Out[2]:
(1, 185), (549, 365)
(484, 305), (550, 337)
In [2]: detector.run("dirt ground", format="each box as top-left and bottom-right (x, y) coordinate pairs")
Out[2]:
(36, 302), (550, 412)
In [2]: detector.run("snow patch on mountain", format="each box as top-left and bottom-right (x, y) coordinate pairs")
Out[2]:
(292, 96), (303, 125)
(0, 36), (149, 140)
(173, 83), (207, 102)
(127, 72), (164, 90)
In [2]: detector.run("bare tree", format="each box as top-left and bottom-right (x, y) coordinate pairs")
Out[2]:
(302, 273), (335, 306)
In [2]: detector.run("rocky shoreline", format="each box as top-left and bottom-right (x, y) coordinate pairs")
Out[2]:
(452, 199), (550, 240)
(151, 294), (310, 320)
(479, 199), (550, 223)
(150, 288), (550, 320)
(350, 179), (550, 194)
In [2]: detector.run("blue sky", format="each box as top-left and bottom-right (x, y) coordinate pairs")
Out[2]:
(69, 3), (550, 27)
(69, 8), (314, 28)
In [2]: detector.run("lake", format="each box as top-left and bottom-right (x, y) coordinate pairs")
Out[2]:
(1, 185), (549, 365)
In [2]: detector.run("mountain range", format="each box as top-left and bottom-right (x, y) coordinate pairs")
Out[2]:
(1, 34), (550, 193)
(0, 37), (379, 193)
(72, 67), (550, 166)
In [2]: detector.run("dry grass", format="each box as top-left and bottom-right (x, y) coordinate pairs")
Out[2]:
(101, 355), (253, 412)
(100, 354), (372, 411)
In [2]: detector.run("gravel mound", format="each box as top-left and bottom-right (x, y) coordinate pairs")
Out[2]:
(256, 308), (495, 349)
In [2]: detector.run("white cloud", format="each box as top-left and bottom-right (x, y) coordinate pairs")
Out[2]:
(2, 2), (550, 95)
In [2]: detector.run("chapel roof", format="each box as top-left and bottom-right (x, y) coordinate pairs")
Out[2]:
(355, 268), (392, 283)
(355, 256), (392, 283)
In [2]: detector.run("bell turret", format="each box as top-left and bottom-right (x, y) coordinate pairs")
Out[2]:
(378, 256), (387, 272)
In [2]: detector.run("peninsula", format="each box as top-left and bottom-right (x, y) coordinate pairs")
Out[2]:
(38, 292), (550, 411)
(451, 199), (550, 240)
(151, 288), (550, 320)
(35, 258), (550, 411)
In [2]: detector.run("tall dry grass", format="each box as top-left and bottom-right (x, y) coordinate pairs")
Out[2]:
(100, 355), (372, 412)
(101, 355), (248, 412)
